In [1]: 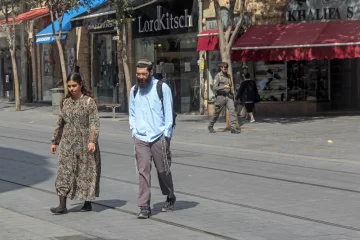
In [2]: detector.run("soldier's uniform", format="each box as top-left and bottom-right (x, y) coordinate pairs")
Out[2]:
(208, 63), (240, 134)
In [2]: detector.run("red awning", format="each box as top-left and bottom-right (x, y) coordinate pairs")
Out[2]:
(197, 29), (219, 51)
(232, 20), (360, 61)
(0, 7), (49, 24)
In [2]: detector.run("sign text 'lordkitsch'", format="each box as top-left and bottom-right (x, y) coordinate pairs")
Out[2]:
(138, 6), (193, 33)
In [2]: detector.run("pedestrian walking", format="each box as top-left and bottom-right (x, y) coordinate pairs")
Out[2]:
(50, 72), (101, 214)
(129, 59), (176, 219)
(208, 62), (240, 134)
(236, 73), (260, 123)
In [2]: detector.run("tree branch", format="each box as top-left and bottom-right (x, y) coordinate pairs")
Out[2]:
(214, 0), (226, 53)
(228, 0), (245, 49)
(225, 0), (236, 43)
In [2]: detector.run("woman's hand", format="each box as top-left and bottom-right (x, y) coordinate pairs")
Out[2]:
(88, 142), (96, 153)
(50, 144), (57, 154)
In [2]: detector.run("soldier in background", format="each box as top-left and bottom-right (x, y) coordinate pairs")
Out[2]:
(208, 62), (240, 134)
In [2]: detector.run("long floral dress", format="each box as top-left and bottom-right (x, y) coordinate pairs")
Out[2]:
(51, 95), (101, 201)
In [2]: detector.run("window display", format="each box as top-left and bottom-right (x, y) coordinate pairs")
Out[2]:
(254, 61), (287, 102)
(96, 34), (118, 104)
(287, 60), (329, 102)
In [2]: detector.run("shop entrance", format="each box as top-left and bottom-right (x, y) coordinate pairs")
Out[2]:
(94, 33), (119, 104)
(330, 59), (360, 111)
(154, 37), (199, 113)
(134, 34), (199, 113)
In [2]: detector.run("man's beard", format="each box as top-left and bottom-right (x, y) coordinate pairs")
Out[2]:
(138, 75), (152, 88)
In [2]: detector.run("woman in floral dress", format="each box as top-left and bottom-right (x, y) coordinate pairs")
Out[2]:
(50, 72), (101, 214)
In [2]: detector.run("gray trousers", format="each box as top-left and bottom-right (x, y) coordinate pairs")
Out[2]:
(135, 136), (175, 207)
(209, 95), (238, 129)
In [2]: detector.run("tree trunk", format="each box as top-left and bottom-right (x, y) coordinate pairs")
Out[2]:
(116, 29), (125, 110)
(10, 49), (20, 111)
(122, 23), (132, 104)
(224, 47), (240, 130)
(20, 2), (28, 102)
(29, 21), (36, 102)
(36, 43), (42, 100)
(55, 40), (68, 96)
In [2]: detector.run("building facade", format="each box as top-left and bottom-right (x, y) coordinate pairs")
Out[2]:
(200, 0), (360, 117)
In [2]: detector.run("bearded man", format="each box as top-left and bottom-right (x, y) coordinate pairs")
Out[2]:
(129, 59), (176, 219)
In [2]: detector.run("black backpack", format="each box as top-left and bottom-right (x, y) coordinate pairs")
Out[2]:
(133, 80), (177, 129)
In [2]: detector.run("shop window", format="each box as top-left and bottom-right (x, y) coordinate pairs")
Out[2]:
(254, 61), (287, 102)
(153, 36), (198, 113)
(253, 60), (329, 102)
(96, 34), (118, 104)
(287, 60), (329, 102)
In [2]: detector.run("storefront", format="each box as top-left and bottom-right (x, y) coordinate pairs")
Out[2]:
(35, 0), (104, 102)
(199, 0), (360, 117)
(132, 0), (199, 113)
(73, 12), (119, 105)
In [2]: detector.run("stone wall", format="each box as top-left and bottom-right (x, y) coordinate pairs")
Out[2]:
(202, 0), (290, 28)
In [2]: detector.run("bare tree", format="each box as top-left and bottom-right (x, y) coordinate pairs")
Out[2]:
(0, 0), (21, 111)
(213, 0), (245, 129)
(107, 0), (132, 105)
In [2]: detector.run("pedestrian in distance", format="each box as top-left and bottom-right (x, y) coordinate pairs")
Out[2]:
(50, 72), (101, 214)
(236, 73), (260, 123)
(208, 62), (240, 134)
(129, 59), (176, 219)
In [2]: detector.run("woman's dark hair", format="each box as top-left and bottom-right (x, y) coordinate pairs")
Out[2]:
(65, 72), (93, 99)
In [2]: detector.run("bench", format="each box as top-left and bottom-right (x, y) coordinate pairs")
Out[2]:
(97, 104), (121, 118)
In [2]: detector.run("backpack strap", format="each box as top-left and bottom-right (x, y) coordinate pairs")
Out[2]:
(156, 80), (164, 115)
(134, 81), (165, 116)
(133, 85), (139, 98)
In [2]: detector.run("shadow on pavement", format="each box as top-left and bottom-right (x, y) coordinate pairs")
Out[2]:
(252, 114), (360, 125)
(0, 101), (52, 112)
(0, 147), (53, 193)
(151, 200), (199, 216)
(69, 199), (127, 213)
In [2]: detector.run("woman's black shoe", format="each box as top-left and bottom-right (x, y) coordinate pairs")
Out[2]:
(50, 196), (67, 214)
(80, 201), (92, 212)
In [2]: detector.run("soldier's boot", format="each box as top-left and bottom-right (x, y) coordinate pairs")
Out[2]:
(231, 128), (241, 134)
(208, 126), (216, 133)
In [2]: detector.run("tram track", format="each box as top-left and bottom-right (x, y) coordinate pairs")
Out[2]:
(1, 173), (360, 234)
(1, 128), (360, 233)
(1, 134), (360, 194)
(0, 125), (360, 176)
(0, 178), (235, 240)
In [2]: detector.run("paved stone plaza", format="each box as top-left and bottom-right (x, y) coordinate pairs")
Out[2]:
(0, 100), (360, 240)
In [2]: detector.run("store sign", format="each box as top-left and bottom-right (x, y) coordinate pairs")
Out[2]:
(286, 0), (360, 22)
(88, 22), (116, 31)
(71, 13), (117, 33)
(133, 0), (198, 38)
(138, 6), (193, 33)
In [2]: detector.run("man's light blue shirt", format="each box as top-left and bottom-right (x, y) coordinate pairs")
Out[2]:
(129, 77), (173, 143)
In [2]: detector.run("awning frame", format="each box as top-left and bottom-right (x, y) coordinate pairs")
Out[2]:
(232, 41), (360, 50)
(70, 0), (159, 22)
(36, 31), (69, 37)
